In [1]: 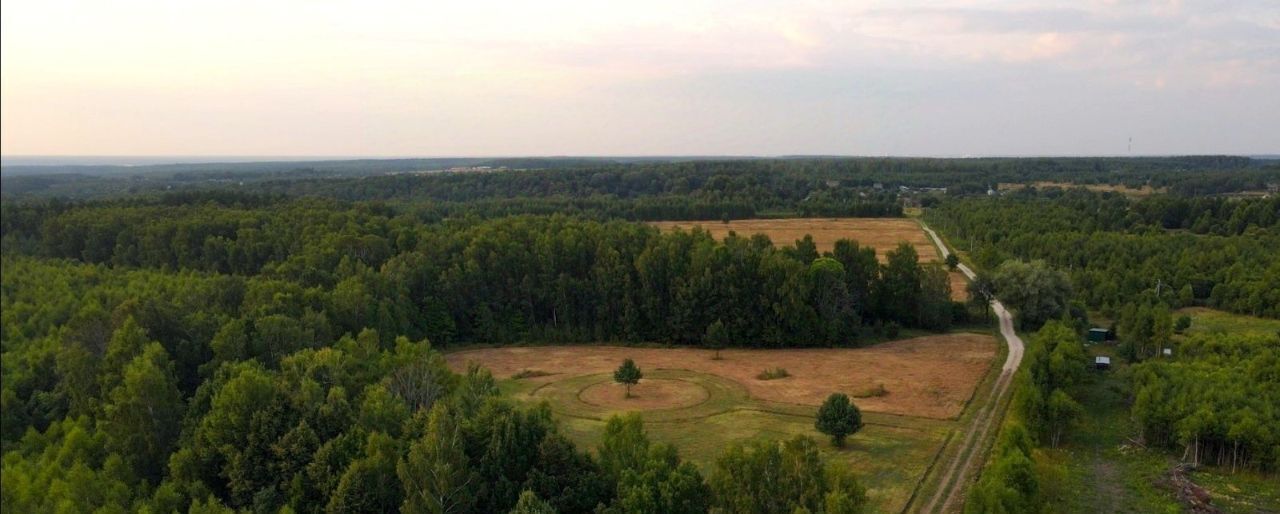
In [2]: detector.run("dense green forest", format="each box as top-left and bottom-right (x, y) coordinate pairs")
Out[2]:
(946, 189), (1279, 512)
(1131, 332), (1279, 472)
(2, 157), (1277, 513)
(6, 156), (1277, 204)
(929, 192), (1280, 318)
(2, 199), (955, 512)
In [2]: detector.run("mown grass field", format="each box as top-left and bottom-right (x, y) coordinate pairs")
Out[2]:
(447, 336), (1000, 513)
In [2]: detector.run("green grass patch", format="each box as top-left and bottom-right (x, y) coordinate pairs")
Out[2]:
(557, 408), (947, 513)
(500, 368), (954, 513)
(1191, 468), (1280, 513)
(1175, 307), (1280, 338)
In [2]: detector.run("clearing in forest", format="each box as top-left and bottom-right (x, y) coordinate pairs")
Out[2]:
(446, 334), (994, 419)
(1174, 307), (1280, 338)
(445, 334), (999, 512)
(650, 217), (969, 300)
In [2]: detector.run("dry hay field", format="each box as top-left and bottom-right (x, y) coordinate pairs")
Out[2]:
(447, 334), (994, 419)
(650, 218), (969, 301)
(445, 334), (999, 512)
(650, 218), (940, 262)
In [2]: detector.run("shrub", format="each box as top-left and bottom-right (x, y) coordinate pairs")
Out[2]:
(511, 369), (552, 379)
(756, 368), (790, 380)
(1174, 315), (1192, 333)
(851, 384), (888, 398)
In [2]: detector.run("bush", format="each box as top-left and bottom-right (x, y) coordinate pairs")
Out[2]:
(511, 369), (552, 379)
(851, 384), (888, 398)
(1174, 315), (1192, 333)
(756, 368), (790, 380)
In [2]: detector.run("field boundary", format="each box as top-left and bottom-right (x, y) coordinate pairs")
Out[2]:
(901, 431), (957, 514)
(911, 220), (1027, 514)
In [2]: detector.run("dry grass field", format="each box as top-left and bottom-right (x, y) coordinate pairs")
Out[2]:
(446, 333), (995, 420)
(445, 334), (999, 512)
(651, 217), (969, 300)
(650, 218), (941, 262)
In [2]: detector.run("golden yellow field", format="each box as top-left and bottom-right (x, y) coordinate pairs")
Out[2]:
(650, 218), (941, 262)
(650, 217), (969, 300)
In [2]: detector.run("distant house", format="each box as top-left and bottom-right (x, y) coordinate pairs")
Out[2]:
(1088, 328), (1110, 343)
(1095, 356), (1112, 370)
(1162, 348), (1173, 357)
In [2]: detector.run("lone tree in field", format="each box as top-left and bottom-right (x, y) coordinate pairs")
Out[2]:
(815, 393), (863, 447)
(704, 319), (729, 360)
(614, 359), (643, 398)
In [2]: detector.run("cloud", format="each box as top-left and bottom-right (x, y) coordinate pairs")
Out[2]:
(2, 0), (1278, 155)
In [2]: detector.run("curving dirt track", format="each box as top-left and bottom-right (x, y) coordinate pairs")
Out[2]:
(916, 221), (1025, 514)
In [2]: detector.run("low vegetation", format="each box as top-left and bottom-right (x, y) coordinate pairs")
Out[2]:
(852, 384), (888, 398)
(449, 346), (978, 511)
(511, 369), (553, 379)
(755, 367), (790, 380)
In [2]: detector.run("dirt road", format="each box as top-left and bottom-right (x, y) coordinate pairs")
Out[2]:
(916, 222), (1026, 513)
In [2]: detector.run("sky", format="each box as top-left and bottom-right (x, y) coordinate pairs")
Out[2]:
(2, 0), (1278, 157)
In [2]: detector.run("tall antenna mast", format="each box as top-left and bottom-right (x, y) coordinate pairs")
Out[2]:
(1128, 137), (1132, 154)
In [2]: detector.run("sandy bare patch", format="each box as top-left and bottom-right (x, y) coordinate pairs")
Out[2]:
(649, 218), (941, 263)
(446, 334), (996, 419)
(579, 378), (709, 411)
(949, 271), (969, 301)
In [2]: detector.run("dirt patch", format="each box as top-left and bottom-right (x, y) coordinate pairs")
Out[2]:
(446, 334), (997, 419)
(579, 378), (709, 411)
(949, 271), (969, 301)
(1157, 464), (1221, 514)
(650, 218), (941, 263)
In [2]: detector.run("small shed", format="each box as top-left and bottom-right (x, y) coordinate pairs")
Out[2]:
(1088, 328), (1110, 343)
(1094, 356), (1112, 370)
(1162, 348), (1173, 357)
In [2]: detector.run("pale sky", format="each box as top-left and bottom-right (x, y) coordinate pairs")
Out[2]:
(2, 0), (1278, 157)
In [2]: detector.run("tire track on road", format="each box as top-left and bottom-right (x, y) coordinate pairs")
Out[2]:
(916, 222), (1025, 514)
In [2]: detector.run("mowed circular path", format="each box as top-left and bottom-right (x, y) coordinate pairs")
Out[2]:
(579, 378), (709, 410)
(446, 334), (997, 420)
(530, 369), (750, 421)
